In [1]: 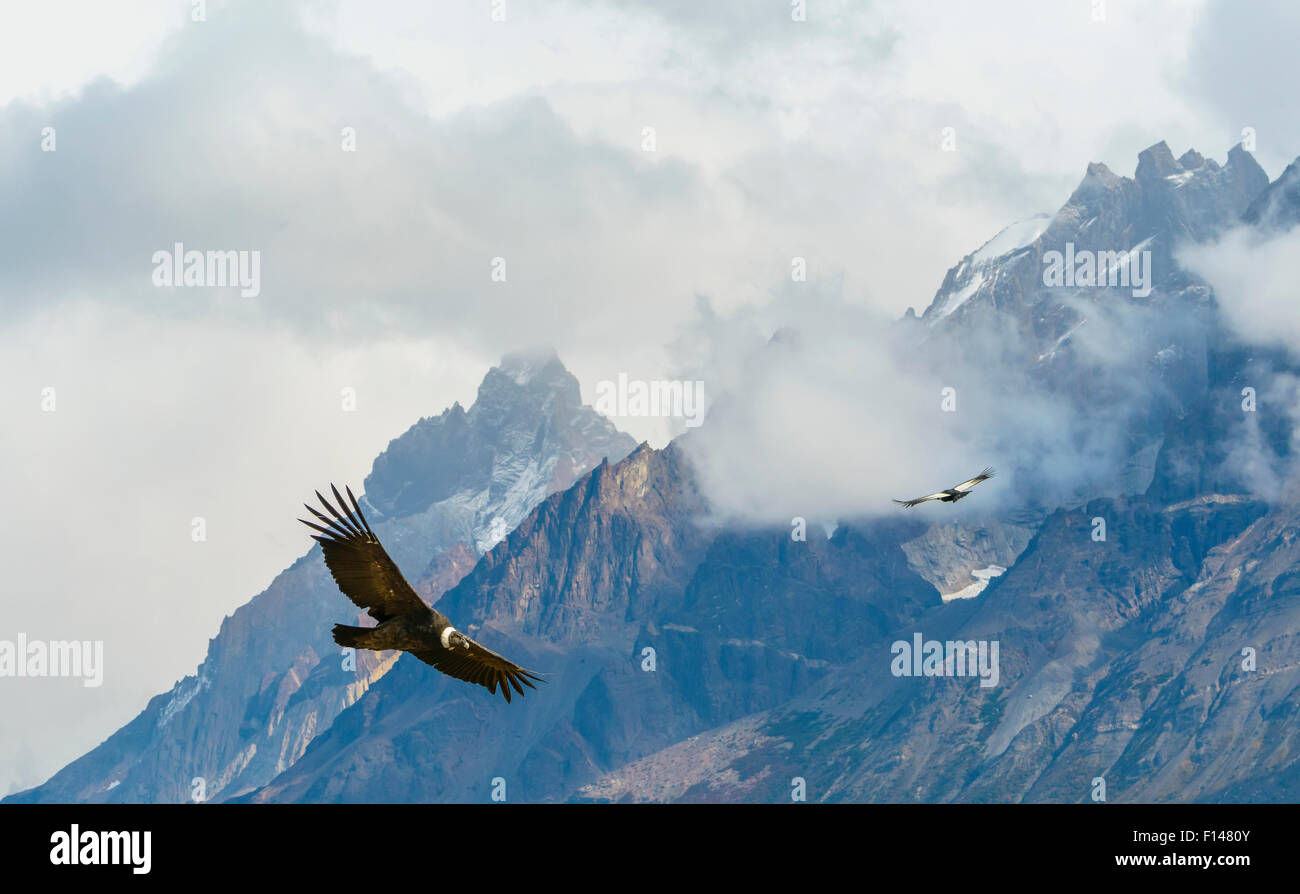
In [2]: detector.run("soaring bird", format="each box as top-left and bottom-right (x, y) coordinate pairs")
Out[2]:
(893, 467), (995, 508)
(299, 485), (545, 703)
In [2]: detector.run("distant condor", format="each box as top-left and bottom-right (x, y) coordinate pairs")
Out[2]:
(300, 485), (545, 703)
(893, 467), (995, 508)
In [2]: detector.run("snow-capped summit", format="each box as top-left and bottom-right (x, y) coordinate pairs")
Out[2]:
(970, 214), (1052, 266)
(930, 214), (1051, 319)
(920, 142), (1268, 335)
(496, 345), (566, 386)
(365, 352), (635, 558)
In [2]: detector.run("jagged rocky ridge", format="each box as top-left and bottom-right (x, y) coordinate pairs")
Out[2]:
(235, 442), (940, 802)
(572, 143), (1300, 802)
(16, 142), (1300, 804)
(232, 146), (1300, 804)
(6, 351), (635, 803)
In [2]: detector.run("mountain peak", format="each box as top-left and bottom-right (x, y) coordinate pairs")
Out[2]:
(1227, 141), (1254, 165)
(920, 140), (1273, 333)
(1079, 161), (1122, 192)
(1136, 140), (1180, 181)
(478, 347), (580, 408)
(1242, 153), (1300, 230)
(364, 350), (630, 519)
(495, 346), (564, 385)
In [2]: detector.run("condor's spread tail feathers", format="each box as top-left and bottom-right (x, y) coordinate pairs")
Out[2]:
(331, 624), (373, 649)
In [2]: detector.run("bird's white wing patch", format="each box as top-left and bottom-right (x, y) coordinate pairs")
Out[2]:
(954, 468), (995, 491)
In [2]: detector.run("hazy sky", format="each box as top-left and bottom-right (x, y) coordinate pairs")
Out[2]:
(1, 0), (1296, 794)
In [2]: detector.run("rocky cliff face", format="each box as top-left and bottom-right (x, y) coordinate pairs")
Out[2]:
(1243, 156), (1300, 230)
(570, 145), (1300, 803)
(921, 141), (1268, 334)
(6, 351), (635, 804)
(18, 143), (1300, 805)
(235, 444), (942, 803)
(243, 143), (1299, 805)
(575, 493), (1294, 803)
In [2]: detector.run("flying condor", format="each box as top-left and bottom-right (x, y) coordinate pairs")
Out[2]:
(299, 485), (545, 703)
(893, 467), (995, 508)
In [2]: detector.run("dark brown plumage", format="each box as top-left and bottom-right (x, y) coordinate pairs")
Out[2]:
(300, 484), (545, 703)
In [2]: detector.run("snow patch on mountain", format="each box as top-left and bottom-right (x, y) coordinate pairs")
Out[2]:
(937, 270), (985, 318)
(1036, 318), (1088, 363)
(497, 347), (561, 386)
(1104, 235), (1154, 281)
(931, 215), (1049, 320)
(474, 455), (556, 552)
(160, 673), (210, 727)
(970, 214), (1051, 265)
(941, 564), (1007, 602)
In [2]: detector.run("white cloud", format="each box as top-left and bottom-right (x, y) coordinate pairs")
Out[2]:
(0, 1), (182, 105)
(1178, 226), (1300, 351)
(671, 281), (1181, 526)
(2, 0), (1296, 795)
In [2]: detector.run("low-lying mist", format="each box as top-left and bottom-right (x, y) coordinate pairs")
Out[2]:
(669, 256), (1298, 527)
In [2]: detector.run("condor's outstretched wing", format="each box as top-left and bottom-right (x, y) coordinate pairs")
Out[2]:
(298, 485), (430, 624)
(893, 492), (949, 508)
(410, 634), (546, 704)
(953, 467), (996, 492)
